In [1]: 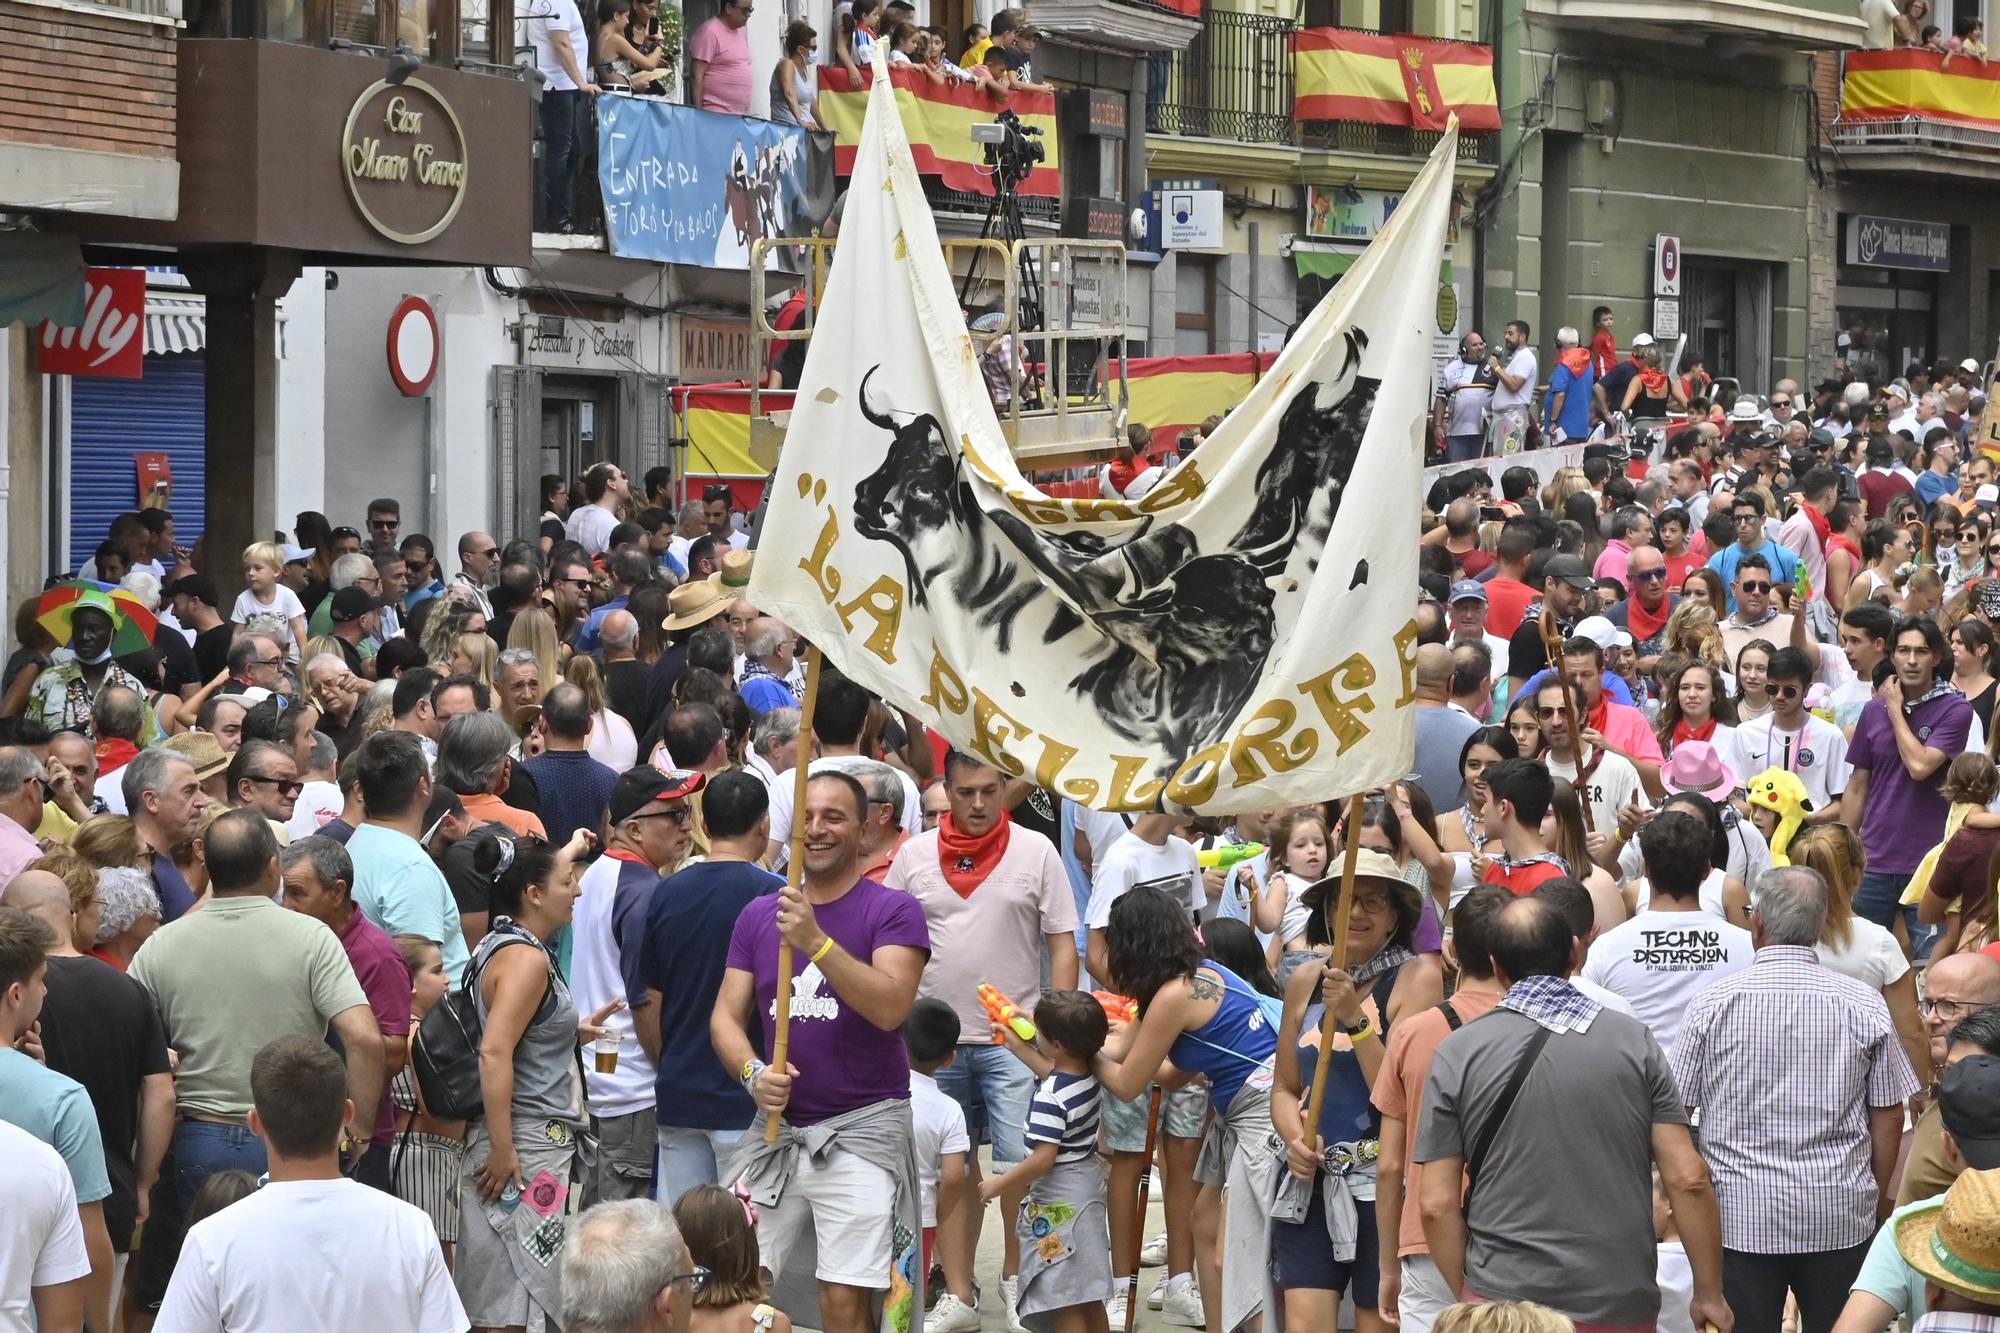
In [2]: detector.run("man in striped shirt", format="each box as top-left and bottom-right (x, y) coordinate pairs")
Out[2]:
(1672, 864), (1920, 1332)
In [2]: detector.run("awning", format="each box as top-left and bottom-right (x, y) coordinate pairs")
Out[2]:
(0, 233), (87, 328)
(1293, 239), (1453, 284)
(145, 293), (205, 356)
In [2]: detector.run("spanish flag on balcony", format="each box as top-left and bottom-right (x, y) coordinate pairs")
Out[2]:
(1841, 49), (2000, 130)
(1294, 29), (1499, 131)
(815, 66), (1062, 197)
(1121, 352), (1279, 445)
(672, 384), (793, 477)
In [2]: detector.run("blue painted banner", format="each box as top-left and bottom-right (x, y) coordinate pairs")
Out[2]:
(597, 95), (835, 270)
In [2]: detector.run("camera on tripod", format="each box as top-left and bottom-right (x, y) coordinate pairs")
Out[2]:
(970, 109), (1045, 191)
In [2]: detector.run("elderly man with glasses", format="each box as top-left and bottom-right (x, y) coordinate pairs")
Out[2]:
(226, 740), (302, 844)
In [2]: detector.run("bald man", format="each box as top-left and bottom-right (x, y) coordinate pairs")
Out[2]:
(600, 609), (650, 732)
(4, 869), (174, 1316)
(1411, 641), (1479, 809)
(1899, 951), (2000, 1205)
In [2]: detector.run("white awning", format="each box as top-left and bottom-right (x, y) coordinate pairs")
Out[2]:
(144, 293), (205, 355)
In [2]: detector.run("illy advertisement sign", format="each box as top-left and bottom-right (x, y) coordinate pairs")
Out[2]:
(1845, 214), (1950, 272)
(38, 268), (144, 379)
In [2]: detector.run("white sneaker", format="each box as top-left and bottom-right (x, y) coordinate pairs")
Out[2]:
(1147, 1275), (1167, 1310)
(1161, 1282), (1205, 1327)
(926, 1293), (981, 1333)
(1002, 1274), (1027, 1333)
(1105, 1290), (1129, 1327)
(1139, 1232), (1169, 1267)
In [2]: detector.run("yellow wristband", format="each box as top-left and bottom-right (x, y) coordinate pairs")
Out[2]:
(1341, 1018), (1376, 1043)
(809, 936), (835, 964)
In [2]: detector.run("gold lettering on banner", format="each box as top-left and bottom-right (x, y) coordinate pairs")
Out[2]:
(1138, 464), (1205, 512)
(1228, 698), (1316, 786)
(835, 577), (905, 664)
(1033, 734), (1100, 805)
(339, 78), (471, 245)
(1296, 654), (1378, 754)
(1392, 619), (1419, 708)
(1103, 755), (1166, 812)
(799, 508), (844, 602)
(968, 688), (1032, 776)
(1164, 744), (1227, 808)
(922, 646), (969, 716)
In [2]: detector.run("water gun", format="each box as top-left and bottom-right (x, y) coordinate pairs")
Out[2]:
(1794, 562), (1813, 605)
(1195, 842), (1264, 870)
(978, 983), (1037, 1044)
(1092, 991), (1138, 1023)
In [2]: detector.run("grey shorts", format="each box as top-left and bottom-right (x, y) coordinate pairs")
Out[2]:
(1101, 1083), (1207, 1152)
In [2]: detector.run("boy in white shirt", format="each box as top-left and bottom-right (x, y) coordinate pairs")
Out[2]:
(229, 541), (310, 667)
(906, 998), (976, 1333)
(1723, 647), (1850, 819)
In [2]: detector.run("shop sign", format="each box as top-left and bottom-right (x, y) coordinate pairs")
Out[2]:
(522, 314), (641, 369)
(38, 267), (143, 379)
(1844, 214), (1949, 272)
(342, 78), (470, 245)
(1160, 189), (1224, 250)
(679, 317), (758, 382)
(1305, 185), (1461, 245)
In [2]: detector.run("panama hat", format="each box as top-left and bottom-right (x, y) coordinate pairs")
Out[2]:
(1897, 1167), (2000, 1302)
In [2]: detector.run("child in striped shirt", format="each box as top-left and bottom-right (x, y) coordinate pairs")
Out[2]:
(981, 991), (1115, 1333)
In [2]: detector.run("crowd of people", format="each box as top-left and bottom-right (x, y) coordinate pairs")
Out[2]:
(10, 349), (2000, 1333)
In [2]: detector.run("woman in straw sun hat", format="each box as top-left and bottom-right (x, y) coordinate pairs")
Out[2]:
(1897, 1166), (2000, 1313)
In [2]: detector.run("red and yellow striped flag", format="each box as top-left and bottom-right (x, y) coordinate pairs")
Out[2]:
(1841, 49), (2000, 129)
(672, 385), (792, 477)
(815, 66), (1062, 197)
(1293, 29), (1499, 131)
(1121, 352), (1278, 446)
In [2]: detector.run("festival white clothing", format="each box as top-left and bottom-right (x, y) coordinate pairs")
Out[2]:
(285, 780), (345, 839)
(911, 1071), (970, 1227)
(1545, 747), (1648, 837)
(1815, 917), (1911, 991)
(571, 853), (659, 1117)
(1722, 713), (1850, 813)
(154, 1177), (465, 1332)
(1492, 348), (1537, 411)
(1085, 834), (1203, 928)
(768, 757), (922, 849)
(1628, 866), (1732, 921)
(0, 1122), (88, 1333)
(565, 501), (619, 555)
(1582, 908), (1754, 1055)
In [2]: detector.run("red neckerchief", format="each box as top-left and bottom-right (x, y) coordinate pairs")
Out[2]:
(1626, 594), (1672, 643)
(936, 812), (1011, 899)
(95, 737), (138, 773)
(1587, 696), (1610, 735)
(1105, 455), (1148, 495)
(1558, 347), (1590, 375)
(1672, 717), (1718, 747)
(1803, 502), (1832, 552)
(1637, 367), (1669, 396)
(604, 849), (652, 866)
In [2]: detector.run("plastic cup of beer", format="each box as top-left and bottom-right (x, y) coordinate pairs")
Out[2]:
(594, 1036), (619, 1074)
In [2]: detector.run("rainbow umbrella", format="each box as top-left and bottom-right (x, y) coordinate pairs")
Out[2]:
(36, 581), (159, 656)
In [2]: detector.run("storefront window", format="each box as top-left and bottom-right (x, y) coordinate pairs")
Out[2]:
(1835, 267), (1935, 385)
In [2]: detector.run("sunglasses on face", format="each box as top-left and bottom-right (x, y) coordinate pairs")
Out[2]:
(480, 547), (500, 559)
(1739, 581), (1771, 594)
(1535, 705), (1566, 719)
(370, 517), (399, 530)
(1772, 683), (1802, 700)
(1632, 567), (1667, 582)
(245, 776), (306, 797)
(1734, 513), (1759, 523)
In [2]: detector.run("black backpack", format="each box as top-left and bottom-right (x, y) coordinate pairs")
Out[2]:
(411, 933), (553, 1122)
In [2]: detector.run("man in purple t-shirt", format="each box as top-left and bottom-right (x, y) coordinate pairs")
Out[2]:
(1841, 616), (1973, 957)
(277, 834), (412, 1191)
(715, 770), (930, 1331)
(689, 0), (754, 115)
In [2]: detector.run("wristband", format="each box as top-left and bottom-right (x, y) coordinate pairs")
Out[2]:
(741, 1058), (766, 1093)
(1340, 1017), (1376, 1042)
(809, 936), (835, 965)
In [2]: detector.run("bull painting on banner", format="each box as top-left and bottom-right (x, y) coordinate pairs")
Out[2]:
(751, 49), (1457, 814)
(596, 95), (834, 269)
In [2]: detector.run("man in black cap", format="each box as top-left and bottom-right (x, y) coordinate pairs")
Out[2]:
(1505, 552), (1594, 700)
(170, 575), (233, 689)
(571, 765), (705, 1207)
(325, 586), (381, 678)
(1837, 1042), (2000, 1330)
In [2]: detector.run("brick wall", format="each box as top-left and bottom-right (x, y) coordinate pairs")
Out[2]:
(0, 0), (175, 160)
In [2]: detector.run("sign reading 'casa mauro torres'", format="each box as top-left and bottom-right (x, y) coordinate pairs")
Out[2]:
(341, 78), (469, 245)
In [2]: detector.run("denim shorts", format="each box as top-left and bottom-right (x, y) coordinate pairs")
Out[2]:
(1101, 1084), (1207, 1152)
(933, 1042), (1036, 1165)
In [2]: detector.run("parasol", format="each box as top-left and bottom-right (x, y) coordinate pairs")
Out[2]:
(36, 581), (159, 656)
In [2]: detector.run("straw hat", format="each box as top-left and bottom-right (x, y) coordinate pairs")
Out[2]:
(663, 550), (755, 632)
(1897, 1167), (2000, 1302)
(163, 731), (229, 781)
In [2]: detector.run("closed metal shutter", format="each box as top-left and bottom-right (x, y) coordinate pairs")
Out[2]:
(67, 353), (206, 574)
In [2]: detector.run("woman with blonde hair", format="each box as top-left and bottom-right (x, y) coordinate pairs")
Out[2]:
(1663, 601), (1729, 675)
(419, 592), (488, 668)
(1435, 1302), (1575, 1333)
(447, 633), (498, 694)
(506, 606), (565, 701)
(1541, 466), (1589, 515)
(545, 585), (583, 648)
(1789, 824), (1928, 1085)
(71, 813), (148, 871)
(563, 654), (637, 769)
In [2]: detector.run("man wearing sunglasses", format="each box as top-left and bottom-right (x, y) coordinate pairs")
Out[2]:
(1720, 556), (1795, 669)
(226, 740), (302, 840)
(450, 531), (499, 619)
(1535, 676), (1648, 837)
(1727, 647), (1850, 822)
(571, 765), (704, 1210)
(1706, 497), (1798, 617)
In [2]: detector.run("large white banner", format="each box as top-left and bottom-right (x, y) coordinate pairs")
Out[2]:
(749, 51), (1456, 814)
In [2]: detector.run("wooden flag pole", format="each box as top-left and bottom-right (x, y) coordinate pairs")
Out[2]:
(1301, 792), (1366, 1128)
(766, 643), (824, 1143)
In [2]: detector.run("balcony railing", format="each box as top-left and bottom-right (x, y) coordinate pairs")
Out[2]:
(1832, 49), (2000, 159)
(1147, 14), (1498, 161)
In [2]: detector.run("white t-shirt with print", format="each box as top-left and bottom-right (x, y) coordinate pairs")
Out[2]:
(1086, 834), (1202, 928)
(0, 1122), (88, 1330)
(911, 1070), (970, 1227)
(1582, 908), (1754, 1055)
(1723, 713), (1851, 813)
(1546, 748), (1648, 838)
(229, 585), (307, 662)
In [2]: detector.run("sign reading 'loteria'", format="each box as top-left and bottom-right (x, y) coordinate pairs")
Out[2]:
(341, 79), (470, 245)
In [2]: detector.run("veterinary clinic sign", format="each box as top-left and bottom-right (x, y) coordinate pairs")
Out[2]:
(1844, 214), (1949, 273)
(342, 79), (470, 245)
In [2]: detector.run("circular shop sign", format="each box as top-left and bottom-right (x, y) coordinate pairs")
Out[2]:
(342, 78), (469, 245)
(386, 296), (440, 395)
